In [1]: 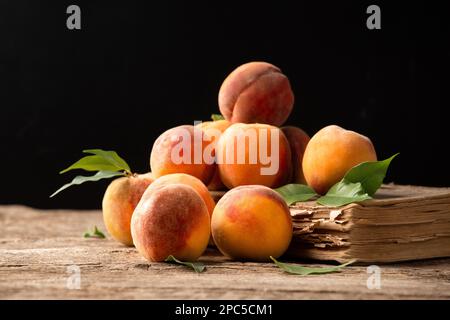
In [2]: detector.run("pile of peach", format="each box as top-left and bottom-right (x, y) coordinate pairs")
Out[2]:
(102, 61), (377, 262)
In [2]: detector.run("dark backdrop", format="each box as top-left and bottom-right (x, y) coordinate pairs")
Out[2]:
(1, 1), (449, 209)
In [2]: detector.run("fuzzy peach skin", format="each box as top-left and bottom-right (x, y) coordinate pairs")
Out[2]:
(302, 125), (377, 195)
(196, 119), (231, 191)
(216, 123), (292, 188)
(218, 61), (294, 127)
(131, 184), (210, 262)
(150, 125), (215, 184)
(211, 185), (293, 261)
(281, 126), (310, 184)
(102, 172), (154, 246)
(145, 173), (215, 218)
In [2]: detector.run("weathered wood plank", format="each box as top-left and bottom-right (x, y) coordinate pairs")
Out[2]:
(1, 205), (450, 299)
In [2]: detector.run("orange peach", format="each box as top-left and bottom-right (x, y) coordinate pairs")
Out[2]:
(102, 172), (153, 246)
(150, 125), (215, 184)
(216, 123), (292, 188)
(131, 184), (210, 262)
(218, 62), (294, 127)
(196, 119), (231, 191)
(302, 125), (377, 194)
(211, 185), (293, 261)
(281, 126), (310, 184)
(145, 173), (215, 218)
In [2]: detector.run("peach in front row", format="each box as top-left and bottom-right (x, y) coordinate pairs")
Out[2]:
(211, 185), (293, 261)
(131, 183), (211, 262)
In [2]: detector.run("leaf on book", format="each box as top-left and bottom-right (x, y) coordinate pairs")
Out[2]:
(50, 170), (125, 198)
(165, 255), (206, 273)
(270, 256), (356, 275)
(317, 181), (372, 207)
(274, 184), (317, 205)
(342, 153), (399, 196)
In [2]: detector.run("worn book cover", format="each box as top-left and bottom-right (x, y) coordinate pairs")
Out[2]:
(286, 184), (450, 263)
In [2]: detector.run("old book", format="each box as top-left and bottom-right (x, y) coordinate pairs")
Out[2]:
(286, 184), (450, 263)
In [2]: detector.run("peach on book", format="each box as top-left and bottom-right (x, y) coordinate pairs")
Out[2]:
(302, 125), (377, 194)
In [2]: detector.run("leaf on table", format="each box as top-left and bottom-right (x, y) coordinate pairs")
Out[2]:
(84, 226), (106, 239)
(270, 256), (356, 275)
(342, 153), (399, 196)
(274, 184), (317, 205)
(211, 114), (225, 121)
(50, 170), (125, 198)
(316, 181), (372, 207)
(165, 255), (206, 273)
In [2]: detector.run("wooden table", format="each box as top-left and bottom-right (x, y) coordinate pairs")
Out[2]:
(1, 205), (449, 299)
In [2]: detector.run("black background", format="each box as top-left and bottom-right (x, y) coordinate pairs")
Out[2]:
(1, 1), (448, 209)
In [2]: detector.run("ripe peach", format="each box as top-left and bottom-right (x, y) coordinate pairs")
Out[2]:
(196, 119), (231, 191)
(211, 185), (293, 261)
(150, 125), (215, 184)
(302, 125), (377, 194)
(218, 62), (294, 126)
(145, 173), (215, 218)
(102, 172), (154, 246)
(131, 184), (210, 262)
(216, 123), (292, 188)
(281, 126), (310, 184)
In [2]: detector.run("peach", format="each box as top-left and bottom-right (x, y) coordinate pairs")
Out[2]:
(281, 126), (310, 184)
(216, 123), (292, 188)
(131, 184), (210, 262)
(211, 185), (293, 261)
(145, 173), (215, 218)
(196, 119), (231, 191)
(102, 172), (154, 246)
(302, 125), (377, 194)
(218, 62), (294, 127)
(150, 125), (215, 184)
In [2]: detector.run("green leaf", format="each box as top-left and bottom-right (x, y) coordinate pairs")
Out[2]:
(84, 226), (106, 239)
(60, 155), (121, 174)
(93, 226), (106, 238)
(50, 170), (125, 198)
(83, 149), (131, 173)
(270, 256), (356, 275)
(274, 184), (317, 205)
(60, 149), (131, 174)
(211, 114), (225, 121)
(342, 153), (399, 196)
(317, 181), (372, 207)
(165, 255), (205, 273)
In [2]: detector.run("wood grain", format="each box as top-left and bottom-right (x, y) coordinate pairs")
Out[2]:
(1, 205), (450, 299)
